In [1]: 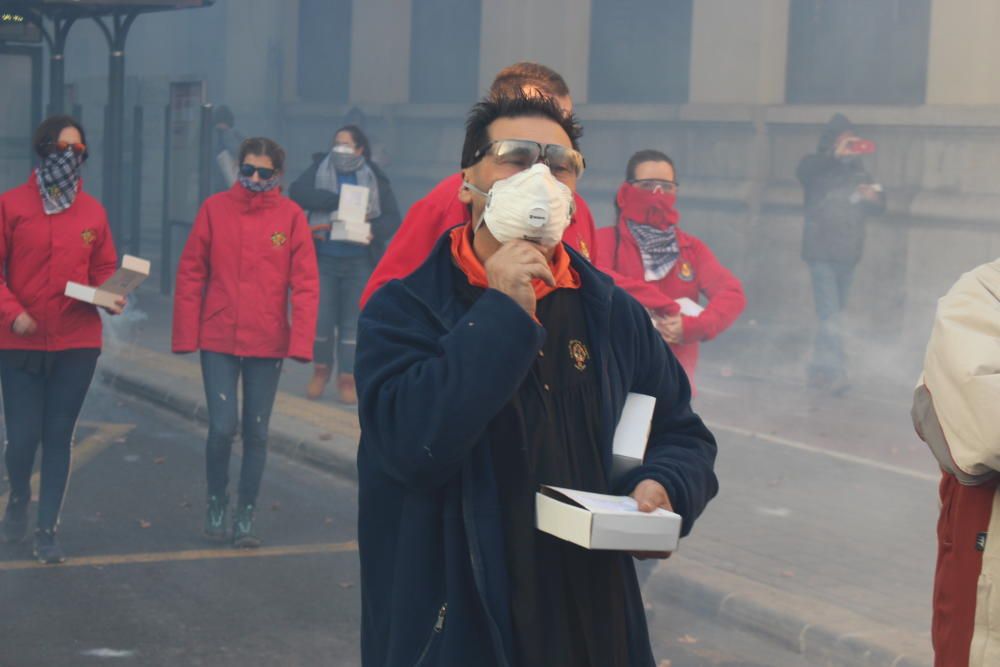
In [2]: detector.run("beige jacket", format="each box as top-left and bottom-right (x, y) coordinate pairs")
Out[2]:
(913, 259), (1000, 666)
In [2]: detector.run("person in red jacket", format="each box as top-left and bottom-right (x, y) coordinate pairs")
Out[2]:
(172, 137), (319, 548)
(596, 150), (745, 391)
(359, 62), (678, 315)
(0, 116), (122, 564)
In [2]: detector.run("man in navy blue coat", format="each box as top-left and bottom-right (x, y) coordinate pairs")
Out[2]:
(355, 93), (718, 667)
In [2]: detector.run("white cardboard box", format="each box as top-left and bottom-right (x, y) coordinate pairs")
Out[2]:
(675, 297), (705, 317)
(611, 393), (656, 480)
(335, 183), (370, 224)
(65, 255), (150, 310)
(330, 183), (371, 245)
(535, 485), (681, 552)
(329, 219), (372, 245)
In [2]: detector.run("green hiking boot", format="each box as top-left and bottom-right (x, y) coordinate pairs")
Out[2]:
(204, 495), (229, 541)
(232, 504), (261, 549)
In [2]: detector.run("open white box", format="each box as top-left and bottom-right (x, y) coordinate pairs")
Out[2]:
(65, 255), (150, 310)
(536, 485), (681, 552)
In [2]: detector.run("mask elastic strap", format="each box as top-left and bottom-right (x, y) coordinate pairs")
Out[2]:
(463, 180), (491, 232)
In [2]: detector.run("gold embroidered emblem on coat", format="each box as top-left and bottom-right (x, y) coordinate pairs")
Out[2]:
(81, 229), (96, 245)
(569, 339), (590, 371)
(271, 232), (288, 247)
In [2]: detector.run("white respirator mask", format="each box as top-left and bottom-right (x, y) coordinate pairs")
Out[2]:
(464, 163), (574, 248)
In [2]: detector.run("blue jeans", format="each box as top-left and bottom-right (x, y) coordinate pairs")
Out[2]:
(314, 254), (370, 374)
(1, 349), (99, 531)
(200, 351), (283, 507)
(808, 260), (856, 375)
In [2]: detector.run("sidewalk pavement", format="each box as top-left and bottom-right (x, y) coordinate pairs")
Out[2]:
(100, 286), (937, 667)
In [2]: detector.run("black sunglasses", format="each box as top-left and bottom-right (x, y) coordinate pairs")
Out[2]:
(239, 164), (276, 180)
(470, 139), (586, 179)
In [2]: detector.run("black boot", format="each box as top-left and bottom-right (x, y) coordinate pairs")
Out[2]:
(33, 528), (66, 564)
(2, 495), (29, 544)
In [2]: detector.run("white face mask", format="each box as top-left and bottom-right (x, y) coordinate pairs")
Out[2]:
(465, 163), (574, 248)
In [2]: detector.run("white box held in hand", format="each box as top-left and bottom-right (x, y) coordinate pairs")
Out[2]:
(335, 183), (370, 225)
(611, 393), (656, 480)
(675, 297), (704, 317)
(65, 255), (151, 310)
(535, 485), (681, 552)
(330, 184), (372, 245)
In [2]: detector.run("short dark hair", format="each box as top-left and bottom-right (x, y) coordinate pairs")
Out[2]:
(239, 137), (286, 173)
(213, 105), (235, 128)
(334, 124), (371, 160)
(461, 93), (583, 169)
(33, 115), (87, 159)
(489, 62), (571, 99)
(626, 149), (676, 181)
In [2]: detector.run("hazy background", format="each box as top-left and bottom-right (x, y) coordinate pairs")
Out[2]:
(2, 0), (999, 391)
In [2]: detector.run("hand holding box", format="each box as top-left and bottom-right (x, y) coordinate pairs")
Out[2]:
(65, 255), (151, 311)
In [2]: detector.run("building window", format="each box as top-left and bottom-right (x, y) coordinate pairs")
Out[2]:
(297, 0), (352, 103)
(786, 0), (931, 105)
(410, 0), (482, 103)
(588, 0), (693, 104)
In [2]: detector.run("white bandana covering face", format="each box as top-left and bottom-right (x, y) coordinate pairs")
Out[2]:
(465, 163), (574, 248)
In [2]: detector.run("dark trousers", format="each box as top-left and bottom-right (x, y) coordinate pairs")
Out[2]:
(1, 349), (99, 531)
(314, 254), (371, 374)
(200, 351), (283, 507)
(807, 260), (856, 376)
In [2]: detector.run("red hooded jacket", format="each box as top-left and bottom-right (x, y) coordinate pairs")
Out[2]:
(172, 183), (319, 361)
(596, 221), (745, 385)
(358, 172), (678, 313)
(0, 174), (117, 351)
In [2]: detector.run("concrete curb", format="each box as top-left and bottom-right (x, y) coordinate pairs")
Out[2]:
(649, 561), (931, 667)
(101, 362), (932, 667)
(100, 367), (359, 483)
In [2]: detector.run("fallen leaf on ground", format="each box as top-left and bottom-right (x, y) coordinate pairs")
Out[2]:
(781, 569), (796, 578)
(180, 501), (192, 509)
(338, 582), (353, 589)
(324, 517), (334, 525)
(677, 634), (698, 645)
(153, 457), (166, 464)
(319, 433), (334, 442)
(271, 502), (281, 511)
(138, 519), (152, 529)
(658, 661), (672, 667)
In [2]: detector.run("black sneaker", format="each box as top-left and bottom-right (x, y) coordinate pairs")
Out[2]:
(2, 495), (29, 544)
(204, 495), (229, 541)
(232, 504), (260, 549)
(33, 528), (66, 564)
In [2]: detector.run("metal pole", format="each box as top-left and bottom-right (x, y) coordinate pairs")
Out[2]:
(129, 104), (143, 256)
(94, 11), (138, 250)
(49, 52), (65, 115)
(197, 103), (214, 205)
(160, 103), (172, 295)
(47, 17), (75, 116)
(106, 47), (125, 243)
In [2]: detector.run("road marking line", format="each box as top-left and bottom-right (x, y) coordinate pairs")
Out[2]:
(706, 420), (940, 483)
(0, 540), (358, 571)
(0, 422), (135, 516)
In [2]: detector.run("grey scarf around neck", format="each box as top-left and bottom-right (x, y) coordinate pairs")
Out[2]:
(312, 153), (381, 227)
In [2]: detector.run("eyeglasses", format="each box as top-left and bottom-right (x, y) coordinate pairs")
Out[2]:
(471, 139), (586, 180)
(629, 178), (678, 194)
(239, 164), (276, 180)
(44, 141), (88, 160)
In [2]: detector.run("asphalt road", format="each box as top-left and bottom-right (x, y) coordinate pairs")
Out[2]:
(0, 386), (814, 667)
